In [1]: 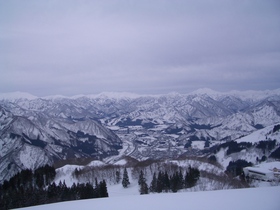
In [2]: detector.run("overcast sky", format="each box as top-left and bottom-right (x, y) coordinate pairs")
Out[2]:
(0, 0), (280, 96)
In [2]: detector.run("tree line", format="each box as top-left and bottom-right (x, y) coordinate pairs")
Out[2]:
(115, 166), (200, 194)
(138, 166), (200, 194)
(0, 165), (108, 209)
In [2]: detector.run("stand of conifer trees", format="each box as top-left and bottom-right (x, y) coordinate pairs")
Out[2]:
(0, 165), (108, 209)
(148, 166), (200, 193)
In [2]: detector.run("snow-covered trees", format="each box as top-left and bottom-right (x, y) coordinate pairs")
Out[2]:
(185, 166), (200, 188)
(226, 160), (252, 177)
(0, 165), (109, 209)
(122, 168), (130, 188)
(170, 170), (184, 192)
(149, 173), (157, 193)
(149, 167), (200, 194)
(116, 170), (121, 184)
(138, 170), (149, 194)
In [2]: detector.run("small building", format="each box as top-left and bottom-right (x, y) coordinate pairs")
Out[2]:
(243, 167), (274, 181)
(243, 161), (280, 182)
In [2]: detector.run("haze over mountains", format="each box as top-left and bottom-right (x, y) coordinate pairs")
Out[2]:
(0, 88), (280, 182)
(1, 88), (280, 100)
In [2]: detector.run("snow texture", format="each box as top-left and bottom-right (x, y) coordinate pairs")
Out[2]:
(20, 186), (280, 210)
(236, 124), (280, 143)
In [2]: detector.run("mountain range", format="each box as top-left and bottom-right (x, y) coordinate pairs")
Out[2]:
(1, 88), (280, 182)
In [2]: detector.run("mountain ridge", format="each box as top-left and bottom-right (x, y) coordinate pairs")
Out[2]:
(1, 88), (280, 100)
(1, 88), (280, 183)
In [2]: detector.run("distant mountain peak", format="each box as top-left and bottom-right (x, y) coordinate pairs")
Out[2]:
(189, 88), (223, 99)
(0, 91), (37, 100)
(191, 88), (219, 94)
(228, 89), (280, 101)
(88, 92), (145, 99)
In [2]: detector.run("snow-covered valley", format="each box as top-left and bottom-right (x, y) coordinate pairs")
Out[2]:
(1, 89), (280, 182)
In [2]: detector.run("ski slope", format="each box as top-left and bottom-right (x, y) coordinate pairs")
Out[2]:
(21, 186), (280, 210)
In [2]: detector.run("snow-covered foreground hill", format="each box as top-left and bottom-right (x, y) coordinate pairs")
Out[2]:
(21, 186), (280, 210)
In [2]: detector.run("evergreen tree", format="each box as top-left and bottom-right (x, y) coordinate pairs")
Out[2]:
(70, 182), (78, 200)
(122, 168), (130, 188)
(79, 183), (93, 199)
(149, 172), (157, 193)
(185, 166), (200, 188)
(93, 178), (99, 197)
(60, 181), (69, 201)
(163, 171), (170, 192)
(170, 173), (179, 192)
(170, 171), (185, 192)
(204, 140), (210, 148)
(20, 169), (33, 188)
(98, 180), (109, 197)
(178, 169), (184, 190)
(116, 170), (121, 184)
(44, 165), (56, 185)
(47, 182), (58, 202)
(138, 170), (149, 195)
(140, 180), (149, 195)
(156, 171), (164, 193)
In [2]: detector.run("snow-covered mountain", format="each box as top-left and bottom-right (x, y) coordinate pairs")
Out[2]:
(1, 88), (280, 182)
(212, 124), (280, 170)
(0, 104), (122, 182)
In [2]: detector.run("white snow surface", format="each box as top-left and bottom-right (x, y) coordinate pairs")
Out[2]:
(191, 141), (205, 150)
(55, 164), (84, 186)
(21, 186), (280, 210)
(87, 160), (105, 167)
(113, 159), (127, 166)
(236, 124), (280, 143)
(255, 161), (280, 171)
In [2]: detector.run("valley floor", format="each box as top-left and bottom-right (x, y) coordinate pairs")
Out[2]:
(21, 186), (280, 210)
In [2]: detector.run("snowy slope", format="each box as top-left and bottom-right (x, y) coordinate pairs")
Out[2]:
(236, 124), (280, 144)
(20, 186), (280, 210)
(0, 105), (122, 183)
(214, 124), (280, 169)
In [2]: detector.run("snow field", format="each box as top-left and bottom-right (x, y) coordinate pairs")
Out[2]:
(21, 186), (280, 210)
(54, 157), (245, 199)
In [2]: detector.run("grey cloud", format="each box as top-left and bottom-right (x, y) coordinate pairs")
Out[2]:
(0, 0), (280, 96)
